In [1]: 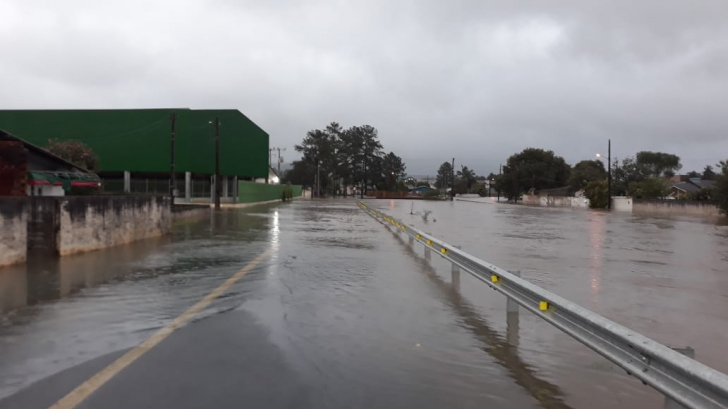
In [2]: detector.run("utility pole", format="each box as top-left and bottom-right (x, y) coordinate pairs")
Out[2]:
(451, 158), (455, 201)
(498, 164), (502, 202)
(608, 139), (612, 210)
(316, 160), (321, 198)
(277, 147), (286, 180)
(214, 117), (221, 210)
(169, 113), (176, 201)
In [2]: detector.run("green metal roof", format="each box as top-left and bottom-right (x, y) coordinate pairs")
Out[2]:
(0, 109), (269, 178)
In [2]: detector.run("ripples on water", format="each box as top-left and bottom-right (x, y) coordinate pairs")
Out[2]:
(1, 200), (727, 409)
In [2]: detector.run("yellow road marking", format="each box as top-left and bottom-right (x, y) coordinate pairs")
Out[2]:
(49, 246), (274, 409)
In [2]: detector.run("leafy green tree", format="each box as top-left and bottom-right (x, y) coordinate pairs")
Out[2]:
(282, 160), (315, 186)
(635, 151), (682, 178)
(496, 148), (571, 200)
(584, 180), (609, 208)
(628, 178), (669, 199)
(569, 160), (607, 193)
(381, 152), (406, 191)
(295, 128), (337, 196)
(435, 162), (452, 190)
(714, 161), (728, 215)
(703, 165), (716, 181)
(612, 157), (646, 196)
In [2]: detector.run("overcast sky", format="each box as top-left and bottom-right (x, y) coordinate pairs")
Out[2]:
(2, 0), (727, 176)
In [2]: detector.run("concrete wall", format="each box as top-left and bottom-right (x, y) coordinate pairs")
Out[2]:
(238, 181), (302, 203)
(27, 197), (60, 255)
(632, 199), (721, 217)
(0, 199), (27, 267)
(26, 185), (65, 196)
(58, 196), (171, 256)
(521, 194), (590, 208)
(611, 196), (633, 212)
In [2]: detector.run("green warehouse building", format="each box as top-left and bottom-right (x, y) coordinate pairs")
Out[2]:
(0, 109), (269, 201)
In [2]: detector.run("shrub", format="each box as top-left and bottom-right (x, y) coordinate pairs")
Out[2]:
(46, 139), (98, 171)
(584, 180), (608, 209)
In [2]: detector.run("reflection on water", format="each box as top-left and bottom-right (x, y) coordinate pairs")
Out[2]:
(384, 222), (574, 409)
(2, 199), (727, 408)
(0, 206), (275, 399)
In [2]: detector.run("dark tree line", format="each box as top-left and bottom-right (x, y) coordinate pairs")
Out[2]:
(283, 122), (406, 197)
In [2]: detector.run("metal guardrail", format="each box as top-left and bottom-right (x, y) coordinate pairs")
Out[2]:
(357, 202), (728, 409)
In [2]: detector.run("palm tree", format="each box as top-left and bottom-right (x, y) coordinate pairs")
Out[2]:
(457, 165), (477, 191)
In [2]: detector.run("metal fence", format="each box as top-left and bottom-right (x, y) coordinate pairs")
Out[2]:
(357, 201), (728, 409)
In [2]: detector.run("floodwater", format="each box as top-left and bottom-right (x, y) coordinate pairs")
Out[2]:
(1, 199), (727, 408)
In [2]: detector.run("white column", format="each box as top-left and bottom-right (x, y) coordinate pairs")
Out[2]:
(123, 171), (131, 193)
(233, 176), (238, 203)
(185, 172), (191, 202)
(222, 176), (228, 198)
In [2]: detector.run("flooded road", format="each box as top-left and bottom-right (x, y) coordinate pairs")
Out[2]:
(1, 199), (727, 408)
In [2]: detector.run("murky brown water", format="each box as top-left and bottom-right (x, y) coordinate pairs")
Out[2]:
(1, 199), (727, 408)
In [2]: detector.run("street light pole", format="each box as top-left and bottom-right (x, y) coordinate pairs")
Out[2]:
(214, 117), (221, 210)
(451, 158), (455, 201)
(608, 139), (612, 210)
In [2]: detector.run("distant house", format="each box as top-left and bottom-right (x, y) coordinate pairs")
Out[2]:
(409, 186), (434, 196)
(534, 186), (571, 196)
(668, 178), (716, 199)
(0, 130), (99, 196)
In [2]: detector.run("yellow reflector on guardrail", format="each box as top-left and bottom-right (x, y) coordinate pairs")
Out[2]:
(440, 248), (447, 254)
(540, 301), (549, 311)
(491, 275), (499, 283)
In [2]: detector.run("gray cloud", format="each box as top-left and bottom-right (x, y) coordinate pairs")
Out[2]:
(1, 0), (726, 175)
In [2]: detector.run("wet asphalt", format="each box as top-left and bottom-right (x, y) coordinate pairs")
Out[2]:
(1, 198), (727, 409)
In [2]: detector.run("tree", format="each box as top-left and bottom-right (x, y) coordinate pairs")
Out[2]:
(282, 160), (314, 186)
(687, 170), (701, 178)
(628, 178), (669, 199)
(496, 148), (571, 200)
(435, 162), (453, 190)
(635, 151), (682, 178)
(714, 161), (728, 215)
(381, 152), (406, 191)
(703, 165), (716, 181)
(569, 160), (607, 193)
(46, 139), (98, 171)
(612, 157), (646, 196)
(358, 125), (383, 195)
(294, 128), (336, 196)
(584, 180), (609, 209)
(456, 165), (477, 192)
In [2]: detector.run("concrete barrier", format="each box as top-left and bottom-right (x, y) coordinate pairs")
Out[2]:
(238, 181), (302, 203)
(57, 196), (171, 256)
(633, 199), (721, 218)
(521, 194), (590, 208)
(0, 199), (27, 267)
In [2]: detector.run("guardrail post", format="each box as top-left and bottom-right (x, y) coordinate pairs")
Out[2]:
(506, 270), (520, 347)
(451, 245), (461, 289)
(664, 347), (695, 409)
(424, 232), (431, 261)
(507, 270), (520, 314)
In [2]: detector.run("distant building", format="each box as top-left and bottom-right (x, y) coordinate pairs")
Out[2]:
(0, 130), (99, 196)
(668, 178), (716, 199)
(0, 109), (269, 200)
(409, 186), (434, 196)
